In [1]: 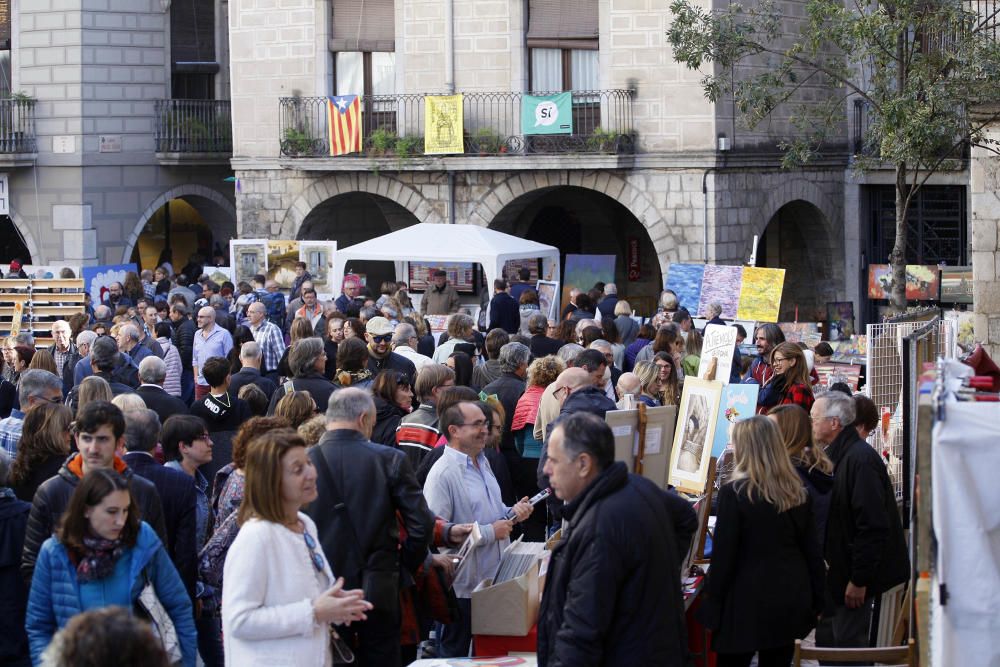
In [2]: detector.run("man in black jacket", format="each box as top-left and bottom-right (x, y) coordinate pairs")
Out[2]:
(483, 342), (531, 485)
(305, 388), (434, 667)
(136, 356), (190, 424)
(21, 401), (167, 582)
(227, 341), (277, 402)
(60, 330), (95, 394)
(169, 302), (196, 405)
(812, 391), (909, 650)
(538, 413), (691, 667)
(527, 312), (563, 358)
(66, 338), (138, 413)
(487, 279), (519, 334)
(122, 408), (198, 598)
(364, 317), (417, 380)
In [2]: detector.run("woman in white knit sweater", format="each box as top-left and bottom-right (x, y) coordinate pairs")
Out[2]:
(222, 429), (371, 666)
(155, 321), (183, 397)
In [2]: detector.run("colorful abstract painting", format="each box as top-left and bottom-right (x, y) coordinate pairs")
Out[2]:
(562, 254), (615, 308)
(698, 265), (743, 320)
(737, 267), (785, 322)
(940, 268), (973, 304)
(665, 263), (705, 315)
(779, 322), (822, 348)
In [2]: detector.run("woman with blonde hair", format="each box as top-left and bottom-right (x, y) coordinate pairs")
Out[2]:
(111, 392), (147, 415)
(767, 404), (834, 545)
(75, 376), (113, 416)
(273, 390), (316, 429)
(222, 430), (371, 665)
(632, 361), (662, 408)
(699, 416), (824, 667)
(757, 342), (814, 415)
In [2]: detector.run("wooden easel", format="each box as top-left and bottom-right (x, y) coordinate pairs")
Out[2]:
(634, 402), (648, 476)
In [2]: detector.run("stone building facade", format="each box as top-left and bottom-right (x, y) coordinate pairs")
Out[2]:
(230, 0), (850, 317)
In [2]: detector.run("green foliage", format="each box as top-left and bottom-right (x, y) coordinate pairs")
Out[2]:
(368, 127), (397, 155)
(394, 135), (423, 157)
(586, 127), (619, 152)
(667, 0), (1000, 310)
(473, 127), (503, 154)
(282, 126), (316, 156)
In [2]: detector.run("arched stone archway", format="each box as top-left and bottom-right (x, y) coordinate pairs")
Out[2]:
(488, 184), (667, 313)
(758, 199), (841, 321)
(469, 171), (686, 269)
(4, 210), (41, 264)
(279, 173), (443, 241)
(752, 177), (841, 243)
(124, 184), (236, 265)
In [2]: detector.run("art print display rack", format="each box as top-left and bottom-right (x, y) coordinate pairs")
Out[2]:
(0, 278), (85, 346)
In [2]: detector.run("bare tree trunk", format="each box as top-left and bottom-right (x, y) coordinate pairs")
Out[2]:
(890, 163), (909, 313)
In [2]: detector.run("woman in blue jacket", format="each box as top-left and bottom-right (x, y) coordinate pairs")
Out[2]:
(25, 469), (196, 666)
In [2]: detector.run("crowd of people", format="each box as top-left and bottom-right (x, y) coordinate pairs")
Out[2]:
(0, 259), (907, 667)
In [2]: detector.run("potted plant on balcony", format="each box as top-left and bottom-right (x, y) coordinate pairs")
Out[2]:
(586, 127), (617, 153)
(368, 128), (398, 157)
(473, 128), (502, 155)
(394, 135), (423, 158)
(282, 126), (317, 157)
(8, 91), (36, 152)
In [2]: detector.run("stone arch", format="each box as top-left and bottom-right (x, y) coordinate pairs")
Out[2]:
(124, 184), (236, 264)
(279, 173), (443, 240)
(753, 176), (841, 243)
(7, 209), (41, 264)
(470, 171), (686, 267)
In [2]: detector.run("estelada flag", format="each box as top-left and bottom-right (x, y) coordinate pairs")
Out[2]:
(326, 95), (362, 156)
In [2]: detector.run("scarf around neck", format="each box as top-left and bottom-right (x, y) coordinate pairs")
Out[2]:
(76, 532), (126, 582)
(336, 368), (372, 386)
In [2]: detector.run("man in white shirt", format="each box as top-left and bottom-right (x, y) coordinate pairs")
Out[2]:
(423, 401), (533, 657)
(390, 322), (433, 372)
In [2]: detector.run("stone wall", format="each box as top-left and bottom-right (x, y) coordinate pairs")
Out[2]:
(234, 164), (846, 306)
(970, 123), (1000, 357)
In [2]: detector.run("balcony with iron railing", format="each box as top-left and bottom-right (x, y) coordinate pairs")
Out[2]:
(277, 90), (635, 164)
(0, 97), (38, 167)
(852, 98), (969, 164)
(154, 99), (232, 165)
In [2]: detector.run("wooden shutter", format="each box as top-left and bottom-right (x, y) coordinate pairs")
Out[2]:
(526, 0), (598, 49)
(331, 0), (395, 52)
(170, 0), (216, 65)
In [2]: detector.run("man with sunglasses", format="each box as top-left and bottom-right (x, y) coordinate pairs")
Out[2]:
(424, 401), (534, 657)
(364, 317), (416, 380)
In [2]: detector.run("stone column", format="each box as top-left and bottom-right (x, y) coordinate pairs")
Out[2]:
(970, 113), (1000, 358)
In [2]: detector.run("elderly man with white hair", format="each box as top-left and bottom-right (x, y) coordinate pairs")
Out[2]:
(135, 356), (190, 424)
(192, 306), (233, 401)
(596, 282), (619, 322)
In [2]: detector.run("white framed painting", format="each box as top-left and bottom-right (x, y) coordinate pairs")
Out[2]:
(230, 240), (267, 286)
(668, 378), (723, 495)
(535, 280), (560, 321)
(299, 240), (337, 293)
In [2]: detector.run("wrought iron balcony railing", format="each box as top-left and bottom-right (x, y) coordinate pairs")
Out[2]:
(0, 97), (37, 153)
(852, 98), (968, 161)
(278, 90), (635, 158)
(154, 99), (232, 153)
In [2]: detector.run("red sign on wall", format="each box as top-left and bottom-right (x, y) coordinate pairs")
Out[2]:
(627, 238), (641, 281)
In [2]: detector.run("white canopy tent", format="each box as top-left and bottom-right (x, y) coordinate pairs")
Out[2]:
(331, 223), (561, 302)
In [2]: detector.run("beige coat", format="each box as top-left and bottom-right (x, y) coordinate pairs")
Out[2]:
(419, 283), (461, 315)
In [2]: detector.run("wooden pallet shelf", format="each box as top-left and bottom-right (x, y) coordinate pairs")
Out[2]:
(0, 278), (86, 343)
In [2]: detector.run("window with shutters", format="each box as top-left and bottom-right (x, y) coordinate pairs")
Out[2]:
(170, 0), (217, 99)
(330, 0), (396, 132)
(526, 0), (600, 134)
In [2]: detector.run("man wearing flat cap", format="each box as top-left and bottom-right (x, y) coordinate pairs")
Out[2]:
(419, 269), (461, 316)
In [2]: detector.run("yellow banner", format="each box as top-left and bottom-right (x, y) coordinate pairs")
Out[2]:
(737, 267), (785, 322)
(424, 94), (464, 155)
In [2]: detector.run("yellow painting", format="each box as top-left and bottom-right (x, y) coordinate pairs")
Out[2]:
(736, 266), (785, 322)
(424, 94), (464, 155)
(267, 240), (299, 289)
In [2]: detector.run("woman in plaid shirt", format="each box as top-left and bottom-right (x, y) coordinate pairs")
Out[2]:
(757, 342), (815, 415)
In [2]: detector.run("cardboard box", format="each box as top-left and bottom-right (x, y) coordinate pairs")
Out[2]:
(471, 559), (540, 636)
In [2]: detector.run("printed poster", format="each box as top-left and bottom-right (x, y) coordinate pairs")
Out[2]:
(424, 94), (465, 154)
(940, 267), (973, 304)
(665, 263), (705, 315)
(522, 92), (573, 135)
(737, 266), (785, 322)
(711, 383), (759, 458)
(82, 264), (137, 307)
(696, 324), (738, 385)
(230, 240), (267, 286)
(697, 265), (742, 320)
